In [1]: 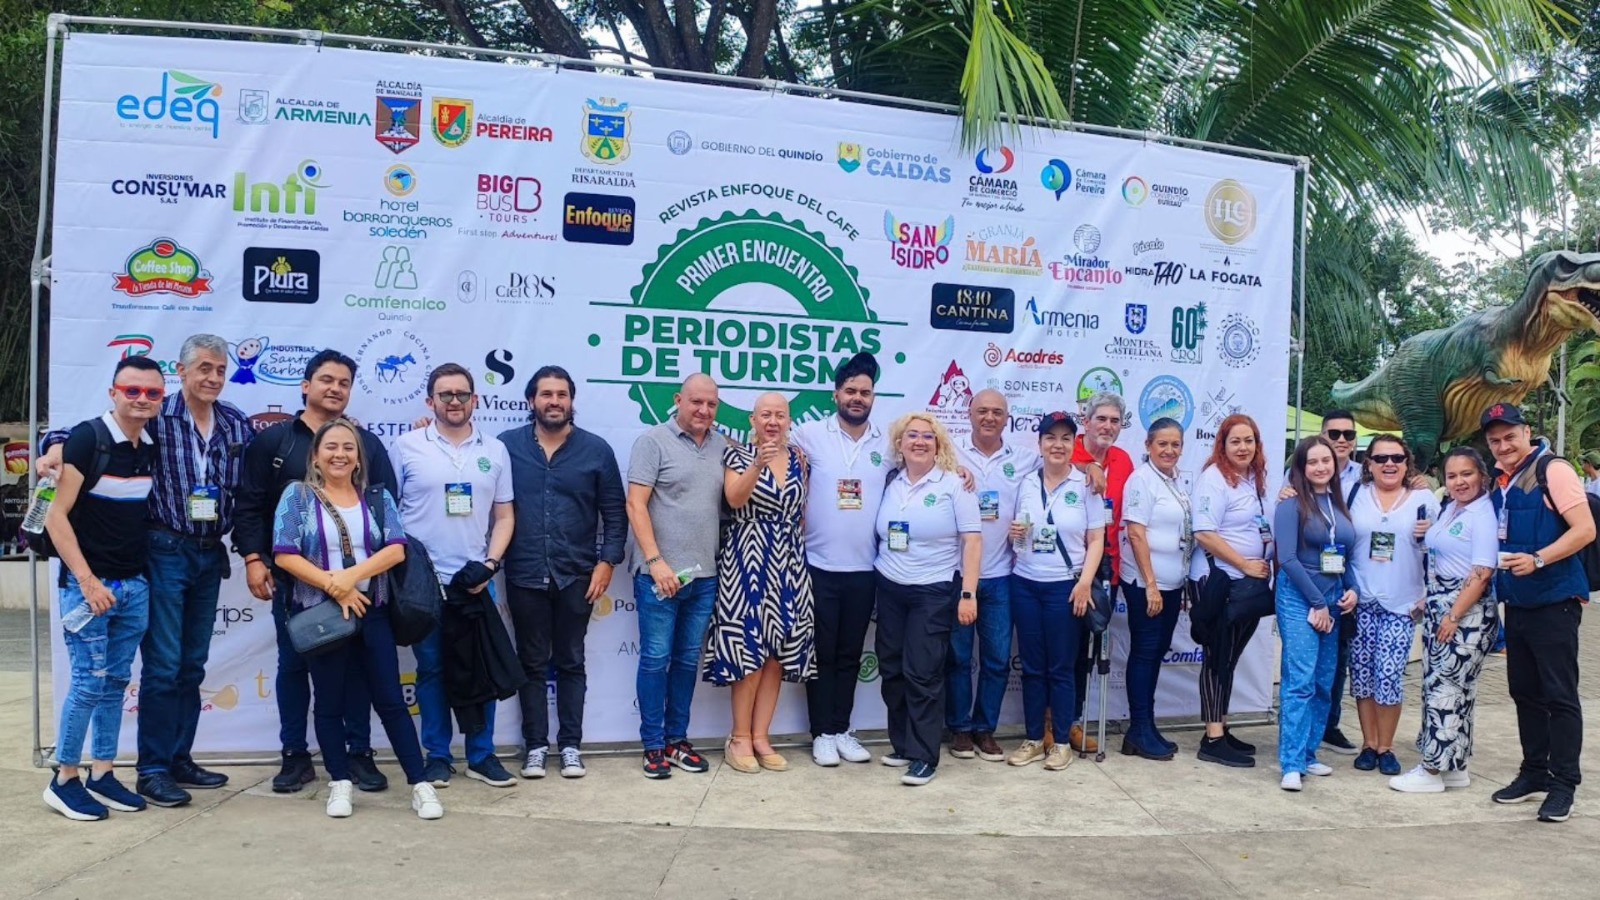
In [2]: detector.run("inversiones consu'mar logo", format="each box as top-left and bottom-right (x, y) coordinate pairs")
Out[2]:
(597, 209), (897, 439)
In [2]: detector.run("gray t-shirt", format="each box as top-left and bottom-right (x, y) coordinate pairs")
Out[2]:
(627, 419), (728, 580)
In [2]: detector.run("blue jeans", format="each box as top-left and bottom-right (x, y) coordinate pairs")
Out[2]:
(271, 580), (372, 755)
(945, 576), (1012, 734)
(1010, 575), (1080, 743)
(635, 574), (715, 750)
(415, 581), (498, 766)
(1123, 580), (1182, 737)
(58, 574), (149, 767)
(1277, 578), (1341, 774)
(136, 533), (227, 776)
(304, 605), (426, 784)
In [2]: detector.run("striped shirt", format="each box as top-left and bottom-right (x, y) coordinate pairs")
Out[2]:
(149, 394), (254, 536)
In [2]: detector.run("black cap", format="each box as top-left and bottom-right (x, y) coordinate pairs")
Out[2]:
(1037, 411), (1077, 435)
(1480, 403), (1527, 430)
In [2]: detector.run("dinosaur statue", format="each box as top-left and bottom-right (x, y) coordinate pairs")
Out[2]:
(1331, 249), (1600, 468)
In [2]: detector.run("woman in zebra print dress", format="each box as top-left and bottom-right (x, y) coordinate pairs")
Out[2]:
(703, 393), (815, 773)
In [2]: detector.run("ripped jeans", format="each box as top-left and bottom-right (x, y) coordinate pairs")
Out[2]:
(57, 573), (149, 767)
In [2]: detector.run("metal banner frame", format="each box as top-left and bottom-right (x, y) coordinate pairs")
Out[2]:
(26, 13), (1311, 764)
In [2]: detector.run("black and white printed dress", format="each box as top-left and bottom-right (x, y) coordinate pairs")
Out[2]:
(702, 444), (816, 686)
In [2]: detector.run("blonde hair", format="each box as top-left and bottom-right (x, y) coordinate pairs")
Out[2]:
(304, 418), (368, 491)
(887, 413), (959, 473)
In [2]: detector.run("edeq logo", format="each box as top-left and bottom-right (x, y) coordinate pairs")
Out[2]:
(117, 71), (222, 139)
(884, 212), (953, 270)
(563, 192), (635, 245)
(1139, 375), (1195, 431)
(930, 283), (1014, 333)
(242, 248), (319, 304)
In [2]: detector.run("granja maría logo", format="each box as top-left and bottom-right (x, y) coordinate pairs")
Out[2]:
(597, 209), (899, 438)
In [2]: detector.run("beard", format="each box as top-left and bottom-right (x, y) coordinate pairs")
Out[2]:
(536, 406), (573, 428)
(837, 403), (871, 427)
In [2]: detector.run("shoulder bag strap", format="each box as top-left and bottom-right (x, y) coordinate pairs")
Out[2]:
(1041, 476), (1079, 576)
(308, 485), (358, 568)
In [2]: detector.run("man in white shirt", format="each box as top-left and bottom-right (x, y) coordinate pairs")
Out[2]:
(393, 363), (516, 789)
(1582, 452), (1600, 498)
(946, 389), (1036, 762)
(791, 352), (887, 767)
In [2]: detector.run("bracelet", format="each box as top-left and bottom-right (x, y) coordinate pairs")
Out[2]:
(643, 555), (663, 567)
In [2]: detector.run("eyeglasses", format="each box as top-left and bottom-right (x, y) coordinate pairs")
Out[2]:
(113, 384), (165, 401)
(1368, 453), (1407, 464)
(903, 431), (937, 442)
(433, 391), (473, 405)
(1324, 429), (1357, 442)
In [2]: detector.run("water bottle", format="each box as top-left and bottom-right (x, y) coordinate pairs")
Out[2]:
(675, 563), (704, 585)
(1011, 513), (1031, 552)
(21, 476), (55, 534)
(60, 600), (95, 634)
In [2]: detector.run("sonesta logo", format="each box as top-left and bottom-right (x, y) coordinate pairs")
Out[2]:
(116, 71), (222, 139)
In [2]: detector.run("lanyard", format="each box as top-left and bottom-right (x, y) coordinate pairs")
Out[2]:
(1153, 465), (1194, 564)
(835, 420), (871, 471)
(1038, 474), (1077, 568)
(1316, 493), (1336, 538)
(192, 427), (210, 485)
(896, 470), (936, 512)
(433, 428), (474, 475)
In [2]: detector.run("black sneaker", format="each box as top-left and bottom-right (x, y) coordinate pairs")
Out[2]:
(1493, 772), (1551, 804)
(347, 752), (389, 793)
(642, 748), (672, 779)
(422, 758), (454, 787)
(271, 752), (315, 794)
(666, 740), (709, 773)
(1354, 748), (1379, 771)
(171, 761), (229, 789)
(1197, 736), (1255, 768)
(1538, 788), (1574, 823)
(1321, 727), (1358, 755)
(466, 756), (518, 788)
(1223, 729), (1256, 755)
(135, 772), (193, 808)
(901, 760), (937, 786)
(1377, 751), (1403, 776)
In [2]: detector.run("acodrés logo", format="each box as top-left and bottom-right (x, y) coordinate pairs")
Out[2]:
(983, 342), (1064, 369)
(117, 71), (222, 139)
(883, 212), (953, 270)
(112, 238), (213, 298)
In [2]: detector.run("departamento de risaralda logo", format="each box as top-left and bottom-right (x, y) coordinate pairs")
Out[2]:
(602, 210), (899, 438)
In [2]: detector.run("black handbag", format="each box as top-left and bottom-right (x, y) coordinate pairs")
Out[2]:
(1226, 574), (1275, 623)
(287, 486), (363, 657)
(365, 485), (444, 647)
(1042, 479), (1114, 634)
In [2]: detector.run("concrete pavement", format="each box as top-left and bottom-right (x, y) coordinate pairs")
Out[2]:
(3, 608), (1598, 899)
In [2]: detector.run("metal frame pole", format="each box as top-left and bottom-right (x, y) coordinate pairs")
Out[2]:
(1293, 159), (1311, 443)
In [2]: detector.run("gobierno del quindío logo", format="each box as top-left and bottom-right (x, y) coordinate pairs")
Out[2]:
(587, 208), (905, 437)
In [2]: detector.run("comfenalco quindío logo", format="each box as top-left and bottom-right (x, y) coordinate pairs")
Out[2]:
(603, 209), (898, 436)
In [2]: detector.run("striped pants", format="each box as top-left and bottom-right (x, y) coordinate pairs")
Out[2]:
(1200, 616), (1259, 722)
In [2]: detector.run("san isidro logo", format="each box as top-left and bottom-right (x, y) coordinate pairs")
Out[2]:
(117, 71), (222, 139)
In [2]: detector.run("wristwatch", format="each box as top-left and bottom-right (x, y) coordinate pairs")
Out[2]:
(1533, 553), (1547, 569)
(484, 558), (501, 571)
(960, 591), (975, 600)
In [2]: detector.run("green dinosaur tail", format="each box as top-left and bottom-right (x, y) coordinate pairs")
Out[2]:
(1329, 370), (1400, 429)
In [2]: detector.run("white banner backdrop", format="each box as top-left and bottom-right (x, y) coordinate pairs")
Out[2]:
(46, 32), (1293, 755)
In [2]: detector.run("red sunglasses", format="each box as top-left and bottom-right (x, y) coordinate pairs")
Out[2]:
(113, 384), (165, 401)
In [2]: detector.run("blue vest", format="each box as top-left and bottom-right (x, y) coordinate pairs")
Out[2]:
(1493, 447), (1588, 608)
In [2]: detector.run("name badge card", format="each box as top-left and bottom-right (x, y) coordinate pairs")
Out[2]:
(887, 521), (910, 552)
(1369, 532), (1396, 562)
(188, 485), (219, 522)
(1032, 524), (1058, 554)
(837, 479), (863, 510)
(978, 490), (1000, 521)
(1321, 543), (1347, 574)
(445, 482), (473, 516)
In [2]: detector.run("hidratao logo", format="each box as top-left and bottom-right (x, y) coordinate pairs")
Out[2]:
(927, 361), (974, 424)
(884, 212), (953, 270)
(117, 71), (221, 139)
(228, 336), (320, 386)
(355, 329), (433, 406)
(233, 159), (329, 232)
(963, 224), (1041, 277)
(1205, 179), (1256, 245)
(110, 173), (227, 205)
(602, 208), (894, 439)
(112, 238), (213, 299)
(1026, 296), (1099, 339)
(375, 82), (423, 155)
(967, 147), (1022, 212)
(1170, 301), (1207, 365)
(1139, 375), (1195, 431)
(430, 97), (473, 147)
(841, 144), (951, 183)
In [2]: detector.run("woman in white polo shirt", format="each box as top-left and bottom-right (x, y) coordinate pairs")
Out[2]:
(1119, 417), (1194, 761)
(873, 412), (981, 787)
(1346, 435), (1437, 778)
(1391, 447), (1499, 793)
(1006, 411), (1104, 772)
(1191, 413), (1273, 769)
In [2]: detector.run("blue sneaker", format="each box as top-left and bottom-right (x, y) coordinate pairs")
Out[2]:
(901, 760), (937, 786)
(422, 758), (454, 787)
(1377, 751), (1403, 776)
(43, 774), (109, 821)
(1353, 748), (1378, 771)
(86, 771), (147, 812)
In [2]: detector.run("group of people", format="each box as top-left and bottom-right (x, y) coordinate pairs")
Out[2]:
(37, 340), (1592, 824)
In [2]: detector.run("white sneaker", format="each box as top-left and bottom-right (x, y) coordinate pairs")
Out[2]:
(1280, 772), (1303, 792)
(834, 731), (872, 763)
(559, 747), (586, 779)
(1442, 768), (1471, 788)
(521, 747), (547, 779)
(812, 734), (841, 767)
(1389, 765), (1446, 793)
(412, 782), (444, 820)
(1306, 761), (1333, 777)
(325, 780), (353, 818)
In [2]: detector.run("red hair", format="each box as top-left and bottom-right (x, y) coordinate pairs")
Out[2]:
(1204, 413), (1266, 498)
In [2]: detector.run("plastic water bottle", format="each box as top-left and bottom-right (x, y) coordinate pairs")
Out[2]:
(1011, 513), (1031, 552)
(675, 563), (704, 585)
(60, 600), (95, 634)
(21, 476), (55, 534)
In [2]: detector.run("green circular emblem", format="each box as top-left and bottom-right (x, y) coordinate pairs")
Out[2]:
(870, 451), (883, 466)
(1066, 491), (1080, 505)
(623, 210), (879, 434)
(477, 456), (491, 473)
(857, 651), (881, 683)
(1449, 522), (1464, 536)
(1077, 367), (1123, 402)
(923, 493), (937, 507)
(1003, 462), (1016, 477)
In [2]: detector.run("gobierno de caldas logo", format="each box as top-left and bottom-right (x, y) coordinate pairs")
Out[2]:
(610, 209), (895, 435)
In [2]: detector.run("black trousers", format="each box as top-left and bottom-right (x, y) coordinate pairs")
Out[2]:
(1505, 599), (1584, 790)
(507, 580), (592, 749)
(875, 574), (958, 767)
(1200, 616), (1259, 723)
(806, 567), (877, 737)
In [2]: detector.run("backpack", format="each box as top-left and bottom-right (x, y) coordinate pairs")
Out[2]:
(19, 418), (117, 558)
(365, 484), (444, 646)
(1534, 455), (1600, 593)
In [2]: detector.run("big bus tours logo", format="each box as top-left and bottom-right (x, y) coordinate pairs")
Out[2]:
(597, 209), (899, 438)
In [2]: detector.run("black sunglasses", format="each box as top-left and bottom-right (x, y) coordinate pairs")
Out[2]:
(1324, 429), (1357, 442)
(433, 391), (473, 405)
(1368, 453), (1408, 464)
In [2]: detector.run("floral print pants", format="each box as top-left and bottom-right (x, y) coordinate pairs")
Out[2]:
(1416, 575), (1498, 772)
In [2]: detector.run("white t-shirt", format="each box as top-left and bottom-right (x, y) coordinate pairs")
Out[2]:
(1424, 493), (1499, 582)
(1586, 477), (1600, 499)
(793, 416), (890, 572)
(1011, 469), (1104, 583)
(874, 466), (982, 586)
(1348, 484), (1439, 615)
(393, 425), (515, 581)
(1192, 465), (1269, 579)
(1120, 463), (1197, 590)
(321, 503), (372, 592)
(956, 438), (1040, 579)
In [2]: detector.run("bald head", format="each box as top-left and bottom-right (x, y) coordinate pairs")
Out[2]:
(674, 373), (720, 438)
(969, 388), (1009, 449)
(751, 392), (792, 444)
